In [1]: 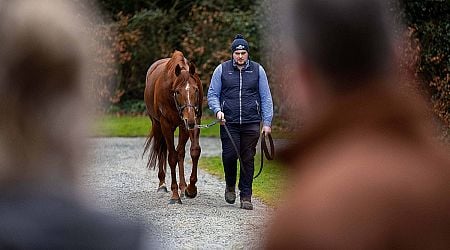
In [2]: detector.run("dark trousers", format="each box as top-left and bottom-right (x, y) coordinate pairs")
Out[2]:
(220, 122), (260, 199)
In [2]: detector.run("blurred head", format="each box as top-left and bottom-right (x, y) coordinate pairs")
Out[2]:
(275, 0), (398, 119)
(0, 0), (97, 187)
(294, 0), (395, 89)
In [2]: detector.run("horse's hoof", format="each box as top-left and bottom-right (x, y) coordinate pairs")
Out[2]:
(157, 186), (168, 192)
(169, 198), (182, 204)
(180, 188), (186, 198)
(185, 186), (197, 199)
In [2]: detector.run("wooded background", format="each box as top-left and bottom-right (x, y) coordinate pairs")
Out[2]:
(90, 0), (449, 141)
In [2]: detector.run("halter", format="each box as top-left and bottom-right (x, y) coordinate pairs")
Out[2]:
(173, 91), (200, 120)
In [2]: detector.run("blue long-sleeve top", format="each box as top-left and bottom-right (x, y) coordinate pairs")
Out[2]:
(207, 60), (273, 127)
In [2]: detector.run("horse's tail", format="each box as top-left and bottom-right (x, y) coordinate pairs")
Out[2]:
(143, 123), (167, 172)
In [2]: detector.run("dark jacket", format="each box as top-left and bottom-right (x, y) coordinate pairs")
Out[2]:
(0, 186), (152, 249)
(220, 60), (261, 124)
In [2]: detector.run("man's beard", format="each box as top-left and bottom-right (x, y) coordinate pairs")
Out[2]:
(236, 60), (246, 66)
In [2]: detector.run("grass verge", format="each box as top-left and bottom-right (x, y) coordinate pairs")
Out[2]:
(93, 115), (150, 137)
(198, 155), (286, 206)
(93, 115), (220, 137)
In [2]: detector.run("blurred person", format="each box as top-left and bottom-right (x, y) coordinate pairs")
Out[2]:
(207, 34), (273, 210)
(265, 0), (450, 248)
(0, 0), (152, 248)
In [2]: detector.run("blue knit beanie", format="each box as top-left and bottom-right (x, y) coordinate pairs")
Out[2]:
(231, 34), (249, 52)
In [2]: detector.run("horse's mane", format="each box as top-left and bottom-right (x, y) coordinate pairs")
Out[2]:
(177, 71), (191, 84)
(166, 50), (188, 75)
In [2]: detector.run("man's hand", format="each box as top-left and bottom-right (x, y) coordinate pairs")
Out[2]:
(216, 111), (225, 125)
(262, 125), (271, 135)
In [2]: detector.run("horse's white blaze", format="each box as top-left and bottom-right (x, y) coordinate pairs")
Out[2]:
(185, 82), (191, 106)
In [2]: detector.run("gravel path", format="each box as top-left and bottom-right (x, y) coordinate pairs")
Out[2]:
(81, 137), (274, 249)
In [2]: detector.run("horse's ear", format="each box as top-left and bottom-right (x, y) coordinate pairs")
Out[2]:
(175, 64), (182, 76)
(189, 62), (196, 75)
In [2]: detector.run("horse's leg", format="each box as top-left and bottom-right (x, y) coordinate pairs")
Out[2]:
(161, 119), (181, 204)
(157, 155), (168, 192)
(153, 120), (168, 192)
(177, 125), (189, 198)
(186, 126), (201, 198)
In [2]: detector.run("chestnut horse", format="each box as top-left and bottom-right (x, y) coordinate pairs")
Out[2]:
(143, 50), (203, 204)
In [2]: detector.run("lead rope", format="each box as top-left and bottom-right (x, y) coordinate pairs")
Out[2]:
(195, 119), (220, 129)
(253, 131), (274, 179)
(222, 122), (246, 177)
(195, 120), (274, 179)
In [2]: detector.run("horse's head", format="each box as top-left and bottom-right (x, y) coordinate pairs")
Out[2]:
(173, 63), (202, 130)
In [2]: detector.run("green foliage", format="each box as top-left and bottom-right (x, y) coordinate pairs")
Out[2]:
(94, 0), (266, 113)
(95, 0), (450, 141)
(96, 0), (197, 18)
(199, 156), (286, 206)
(394, 0), (450, 141)
(181, 4), (264, 87)
(109, 100), (147, 114)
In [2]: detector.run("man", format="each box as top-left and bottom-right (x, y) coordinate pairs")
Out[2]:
(265, 0), (450, 248)
(207, 34), (273, 210)
(0, 0), (155, 248)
